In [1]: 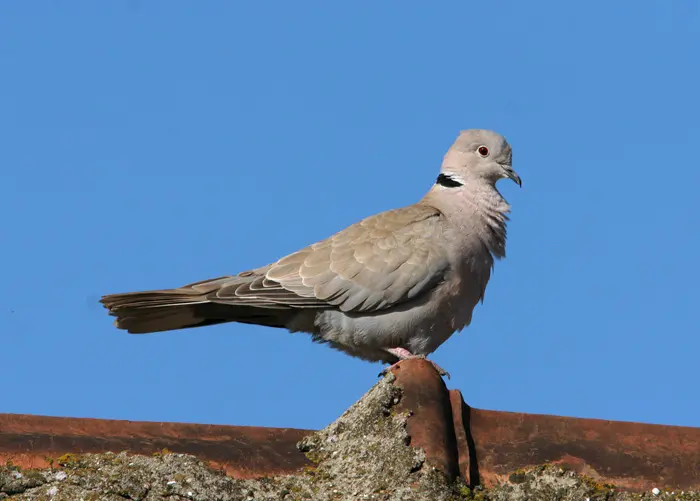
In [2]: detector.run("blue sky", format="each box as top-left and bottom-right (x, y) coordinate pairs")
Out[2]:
(1, 1), (698, 431)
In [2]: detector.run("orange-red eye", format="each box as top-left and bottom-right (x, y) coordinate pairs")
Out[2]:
(478, 146), (489, 157)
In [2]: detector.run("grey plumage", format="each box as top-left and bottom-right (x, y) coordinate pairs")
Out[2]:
(101, 129), (521, 366)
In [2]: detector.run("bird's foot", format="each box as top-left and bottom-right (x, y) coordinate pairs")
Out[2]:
(379, 347), (450, 379)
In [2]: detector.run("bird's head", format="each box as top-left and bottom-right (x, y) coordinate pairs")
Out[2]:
(438, 129), (521, 188)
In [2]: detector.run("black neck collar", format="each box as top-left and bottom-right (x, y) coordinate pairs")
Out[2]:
(436, 173), (463, 188)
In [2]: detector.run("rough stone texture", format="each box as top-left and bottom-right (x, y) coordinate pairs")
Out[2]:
(0, 375), (464, 501)
(473, 465), (700, 501)
(1, 374), (699, 500)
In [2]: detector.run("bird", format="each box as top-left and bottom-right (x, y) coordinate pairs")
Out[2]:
(100, 129), (521, 376)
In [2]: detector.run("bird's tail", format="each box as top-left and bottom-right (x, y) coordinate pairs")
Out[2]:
(100, 289), (224, 334)
(101, 286), (295, 334)
(101, 271), (304, 334)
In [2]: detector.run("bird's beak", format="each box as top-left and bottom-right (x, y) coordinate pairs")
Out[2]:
(502, 165), (522, 187)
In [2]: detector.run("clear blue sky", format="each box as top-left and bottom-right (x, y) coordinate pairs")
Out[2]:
(1, 1), (698, 431)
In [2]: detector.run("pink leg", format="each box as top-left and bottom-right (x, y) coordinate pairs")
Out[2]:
(381, 347), (450, 379)
(386, 347), (414, 359)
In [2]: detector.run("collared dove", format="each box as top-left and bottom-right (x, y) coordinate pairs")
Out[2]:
(101, 129), (521, 375)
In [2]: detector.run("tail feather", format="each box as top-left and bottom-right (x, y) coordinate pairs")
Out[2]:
(100, 289), (294, 334)
(114, 306), (216, 334)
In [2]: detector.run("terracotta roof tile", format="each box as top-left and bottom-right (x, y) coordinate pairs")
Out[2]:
(2, 359), (699, 493)
(0, 413), (312, 478)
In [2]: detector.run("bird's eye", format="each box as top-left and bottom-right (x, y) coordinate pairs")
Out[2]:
(477, 146), (489, 157)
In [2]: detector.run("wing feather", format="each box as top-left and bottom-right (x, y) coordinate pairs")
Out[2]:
(265, 204), (450, 313)
(168, 205), (450, 314)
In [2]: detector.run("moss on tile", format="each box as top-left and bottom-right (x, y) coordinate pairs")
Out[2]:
(1, 375), (698, 500)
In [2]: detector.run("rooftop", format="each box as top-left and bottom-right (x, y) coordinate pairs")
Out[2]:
(2, 359), (699, 500)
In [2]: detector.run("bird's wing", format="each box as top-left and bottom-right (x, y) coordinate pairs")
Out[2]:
(202, 204), (451, 313)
